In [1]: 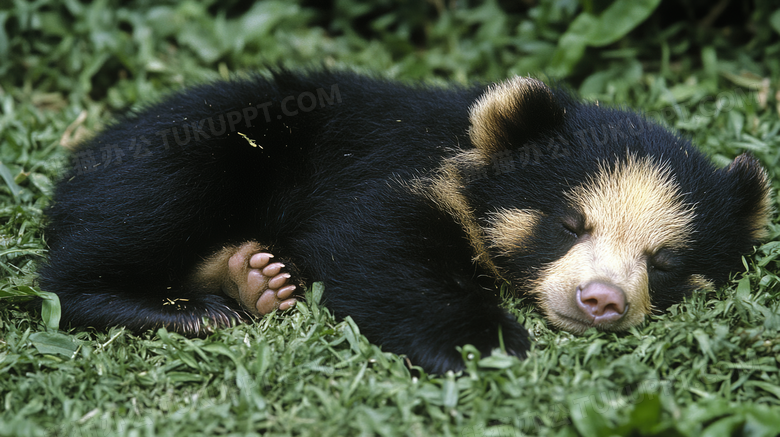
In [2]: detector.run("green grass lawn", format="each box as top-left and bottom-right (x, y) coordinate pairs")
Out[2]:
(2, 1), (780, 436)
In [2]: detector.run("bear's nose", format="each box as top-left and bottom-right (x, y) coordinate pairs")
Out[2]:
(576, 281), (627, 324)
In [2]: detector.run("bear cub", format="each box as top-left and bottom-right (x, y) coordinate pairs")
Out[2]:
(40, 71), (772, 373)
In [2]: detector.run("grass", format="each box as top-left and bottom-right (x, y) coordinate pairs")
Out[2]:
(1, 0), (780, 435)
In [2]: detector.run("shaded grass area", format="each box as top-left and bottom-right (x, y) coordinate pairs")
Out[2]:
(1, 1), (780, 435)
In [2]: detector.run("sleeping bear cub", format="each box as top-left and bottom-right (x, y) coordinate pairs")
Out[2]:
(40, 71), (772, 373)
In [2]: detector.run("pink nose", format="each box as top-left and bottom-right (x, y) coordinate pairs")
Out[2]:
(577, 281), (627, 324)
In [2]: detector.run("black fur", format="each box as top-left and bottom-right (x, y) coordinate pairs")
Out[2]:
(40, 71), (768, 373)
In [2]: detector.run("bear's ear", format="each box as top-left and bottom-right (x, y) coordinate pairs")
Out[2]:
(468, 77), (565, 158)
(725, 153), (773, 241)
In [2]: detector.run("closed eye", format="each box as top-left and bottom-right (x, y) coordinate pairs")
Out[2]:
(561, 212), (587, 239)
(648, 249), (677, 272)
(562, 221), (579, 238)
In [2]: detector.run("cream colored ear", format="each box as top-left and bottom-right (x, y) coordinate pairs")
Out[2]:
(727, 153), (773, 241)
(468, 77), (563, 159)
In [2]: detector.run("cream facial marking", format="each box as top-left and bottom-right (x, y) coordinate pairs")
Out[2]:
(528, 155), (696, 333)
(485, 208), (543, 257)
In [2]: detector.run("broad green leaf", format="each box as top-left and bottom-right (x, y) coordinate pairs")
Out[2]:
(166, 371), (204, 383)
(720, 71), (767, 90)
(586, 0), (662, 46)
(0, 11), (8, 59)
(0, 161), (22, 202)
(583, 339), (605, 364)
(568, 395), (614, 436)
(627, 396), (662, 431)
(700, 415), (745, 437)
(442, 374), (458, 408)
(548, 14), (592, 77)
(38, 290), (61, 331)
(29, 332), (78, 358)
(693, 329), (716, 361)
(478, 352), (517, 370)
(770, 10), (780, 36)
(744, 405), (780, 436)
(744, 381), (780, 400)
(202, 342), (239, 364)
(311, 281), (325, 306)
(549, 0), (661, 76)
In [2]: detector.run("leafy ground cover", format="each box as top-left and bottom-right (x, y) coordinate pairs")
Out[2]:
(1, 1), (780, 435)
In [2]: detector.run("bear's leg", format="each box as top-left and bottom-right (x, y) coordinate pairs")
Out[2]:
(189, 241), (298, 316)
(43, 241), (299, 336)
(359, 290), (531, 374)
(45, 283), (250, 337)
(323, 261), (532, 373)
